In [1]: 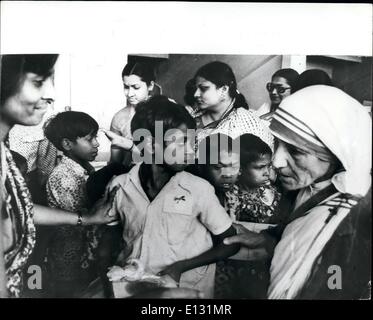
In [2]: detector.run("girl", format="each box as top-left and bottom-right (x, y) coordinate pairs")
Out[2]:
(109, 61), (156, 166)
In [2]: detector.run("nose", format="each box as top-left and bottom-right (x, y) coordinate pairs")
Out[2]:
(127, 87), (134, 97)
(272, 142), (288, 170)
(221, 167), (235, 178)
(92, 137), (100, 148)
(194, 88), (201, 98)
(42, 77), (55, 103)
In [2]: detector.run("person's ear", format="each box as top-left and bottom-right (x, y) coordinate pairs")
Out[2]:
(220, 85), (229, 99)
(148, 81), (155, 92)
(61, 138), (74, 152)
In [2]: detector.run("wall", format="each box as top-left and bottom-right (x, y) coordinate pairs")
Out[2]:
(307, 55), (372, 104)
(53, 53), (128, 162)
(156, 54), (283, 111)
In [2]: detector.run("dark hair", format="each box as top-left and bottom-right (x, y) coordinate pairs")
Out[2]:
(194, 61), (249, 109)
(184, 78), (197, 106)
(293, 69), (333, 93)
(131, 95), (196, 144)
(44, 111), (99, 151)
(1, 54), (58, 106)
(272, 68), (299, 92)
(121, 61), (155, 85)
(197, 133), (238, 165)
(239, 134), (272, 167)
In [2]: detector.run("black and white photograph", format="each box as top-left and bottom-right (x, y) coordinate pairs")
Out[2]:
(0, 1), (371, 303)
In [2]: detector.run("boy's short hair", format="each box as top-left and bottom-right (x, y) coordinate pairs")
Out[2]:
(197, 133), (237, 165)
(239, 134), (272, 167)
(44, 111), (99, 151)
(131, 95), (196, 145)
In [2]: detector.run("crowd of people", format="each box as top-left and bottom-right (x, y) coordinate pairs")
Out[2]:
(0, 54), (371, 299)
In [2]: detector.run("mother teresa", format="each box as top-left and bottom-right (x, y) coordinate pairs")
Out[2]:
(224, 85), (372, 299)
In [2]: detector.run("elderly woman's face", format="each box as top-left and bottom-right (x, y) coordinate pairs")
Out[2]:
(1, 72), (55, 127)
(272, 140), (332, 190)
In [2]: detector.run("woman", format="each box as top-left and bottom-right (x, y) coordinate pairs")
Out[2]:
(0, 54), (118, 298)
(224, 85), (371, 299)
(256, 68), (299, 122)
(190, 61), (274, 149)
(109, 61), (156, 166)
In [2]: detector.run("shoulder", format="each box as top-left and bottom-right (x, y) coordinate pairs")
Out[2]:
(234, 107), (262, 122)
(176, 171), (215, 195)
(111, 107), (134, 126)
(108, 172), (131, 192)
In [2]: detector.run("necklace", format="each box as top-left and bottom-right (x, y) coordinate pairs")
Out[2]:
(203, 98), (235, 129)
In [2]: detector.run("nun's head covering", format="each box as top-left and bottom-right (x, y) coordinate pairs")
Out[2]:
(269, 85), (371, 197)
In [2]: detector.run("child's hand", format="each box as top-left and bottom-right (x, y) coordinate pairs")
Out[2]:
(85, 186), (119, 225)
(101, 129), (134, 151)
(158, 262), (184, 284)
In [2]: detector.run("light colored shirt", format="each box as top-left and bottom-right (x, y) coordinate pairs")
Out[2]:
(191, 106), (274, 151)
(108, 163), (232, 298)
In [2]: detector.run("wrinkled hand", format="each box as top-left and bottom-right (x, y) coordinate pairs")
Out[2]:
(85, 186), (119, 225)
(102, 129), (133, 150)
(158, 262), (183, 284)
(223, 223), (266, 248)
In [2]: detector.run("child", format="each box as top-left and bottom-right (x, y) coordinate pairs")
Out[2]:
(197, 133), (240, 205)
(198, 133), (282, 298)
(106, 96), (239, 298)
(225, 133), (282, 225)
(44, 111), (101, 297)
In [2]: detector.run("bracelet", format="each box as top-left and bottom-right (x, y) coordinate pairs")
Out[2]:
(77, 212), (83, 226)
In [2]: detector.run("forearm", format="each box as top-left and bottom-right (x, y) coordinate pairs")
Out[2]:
(33, 204), (80, 226)
(109, 148), (125, 164)
(176, 226), (239, 273)
(177, 241), (240, 273)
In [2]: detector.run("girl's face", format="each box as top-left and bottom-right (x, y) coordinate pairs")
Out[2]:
(194, 76), (225, 110)
(205, 149), (240, 192)
(123, 74), (154, 107)
(239, 153), (272, 188)
(268, 76), (292, 106)
(1, 72), (55, 127)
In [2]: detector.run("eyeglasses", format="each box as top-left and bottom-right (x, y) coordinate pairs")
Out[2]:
(266, 83), (292, 94)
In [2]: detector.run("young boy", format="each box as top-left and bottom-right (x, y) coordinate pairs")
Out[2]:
(106, 96), (239, 298)
(44, 111), (101, 297)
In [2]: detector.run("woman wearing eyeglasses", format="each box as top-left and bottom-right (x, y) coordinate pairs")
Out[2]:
(256, 68), (299, 123)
